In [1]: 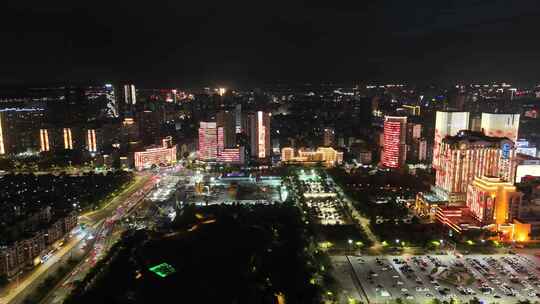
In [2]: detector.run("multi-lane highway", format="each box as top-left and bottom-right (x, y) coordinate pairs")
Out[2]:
(42, 175), (158, 304)
(0, 173), (156, 304)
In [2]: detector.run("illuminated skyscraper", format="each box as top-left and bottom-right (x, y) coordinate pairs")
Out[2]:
(198, 122), (217, 160)
(235, 104), (242, 134)
(86, 129), (98, 153)
(39, 129), (50, 152)
(123, 84), (137, 105)
(433, 111), (470, 169)
(248, 111), (271, 159)
(434, 131), (517, 202)
(381, 116), (407, 168)
(467, 175), (522, 225)
(323, 127), (335, 146)
(63, 128), (73, 150)
(481, 113), (520, 143)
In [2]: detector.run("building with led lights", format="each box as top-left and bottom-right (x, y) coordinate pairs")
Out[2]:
(62, 128), (74, 150)
(381, 116), (407, 168)
(433, 111), (470, 170)
(281, 147), (343, 167)
(481, 113), (520, 143)
(248, 111), (271, 159)
(216, 147), (245, 164)
(198, 122), (218, 161)
(465, 175), (528, 241)
(86, 129), (98, 153)
(39, 129), (50, 152)
(434, 131), (516, 202)
(467, 176), (522, 225)
(134, 138), (177, 170)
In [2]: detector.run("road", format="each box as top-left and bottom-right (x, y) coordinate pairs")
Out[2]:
(43, 174), (159, 304)
(0, 173), (155, 304)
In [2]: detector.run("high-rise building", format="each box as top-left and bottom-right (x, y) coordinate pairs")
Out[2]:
(216, 110), (236, 148)
(86, 129), (98, 153)
(137, 110), (161, 146)
(0, 108), (44, 155)
(248, 111), (271, 159)
(434, 131), (517, 202)
(381, 116), (407, 168)
(39, 129), (50, 152)
(62, 128), (73, 150)
(480, 113), (520, 143)
(323, 127), (335, 147)
(123, 84), (137, 105)
(467, 175), (522, 225)
(235, 104), (242, 134)
(433, 111), (470, 170)
(198, 122), (218, 161)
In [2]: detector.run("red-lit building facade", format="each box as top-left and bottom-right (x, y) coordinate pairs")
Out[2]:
(381, 116), (407, 168)
(433, 131), (516, 202)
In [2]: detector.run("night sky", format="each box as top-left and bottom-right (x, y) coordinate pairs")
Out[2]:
(2, 1), (540, 86)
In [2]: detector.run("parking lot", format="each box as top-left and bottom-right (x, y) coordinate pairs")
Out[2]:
(347, 253), (540, 303)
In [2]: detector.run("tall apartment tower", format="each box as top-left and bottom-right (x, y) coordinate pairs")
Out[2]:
(216, 110), (236, 149)
(381, 116), (407, 168)
(248, 111), (271, 159)
(198, 122), (218, 161)
(433, 111), (470, 169)
(480, 113), (520, 143)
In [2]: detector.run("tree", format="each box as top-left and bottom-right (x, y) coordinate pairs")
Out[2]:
(0, 274), (8, 287)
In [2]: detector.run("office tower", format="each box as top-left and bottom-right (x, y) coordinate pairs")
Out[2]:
(39, 129), (50, 152)
(433, 111), (470, 169)
(235, 104), (242, 134)
(0, 108), (44, 155)
(137, 110), (161, 146)
(104, 84), (118, 118)
(248, 111), (271, 159)
(381, 116), (407, 168)
(418, 139), (427, 161)
(481, 113), (520, 143)
(123, 84), (137, 105)
(198, 122), (218, 160)
(323, 127), (335, 146)
(406, 123), (422, 141)
(434, 131), (517, 202)
(63, 128), (73, 150)
(467, 176), (522, 225)
(216, 110), (236, 148)
(470, 114), (482, 132)
(86, 129), (98, 153)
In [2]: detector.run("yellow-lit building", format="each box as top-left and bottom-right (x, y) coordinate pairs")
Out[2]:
(281, 147), (343, 167)
(466, 175), (526, 241)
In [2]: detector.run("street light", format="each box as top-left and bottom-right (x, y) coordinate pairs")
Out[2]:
(348, 239), (353, 253)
